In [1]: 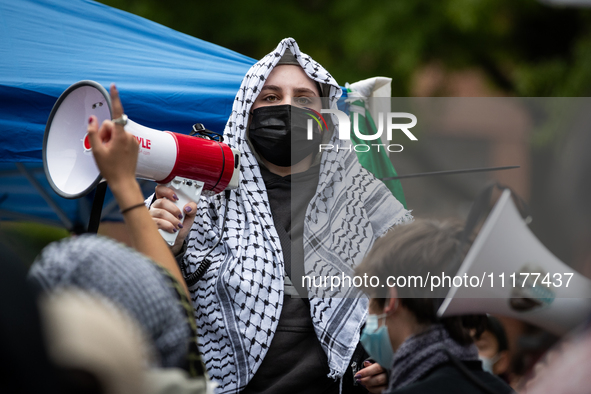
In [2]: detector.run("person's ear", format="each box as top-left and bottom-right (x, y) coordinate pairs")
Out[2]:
(494, 350), (510, 375)
(384, 286), (399, 314)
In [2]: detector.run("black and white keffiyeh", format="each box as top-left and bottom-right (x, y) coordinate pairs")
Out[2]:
(182, 38), (411, 393)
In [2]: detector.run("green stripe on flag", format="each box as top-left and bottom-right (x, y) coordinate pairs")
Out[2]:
(348, 98), (407, 208)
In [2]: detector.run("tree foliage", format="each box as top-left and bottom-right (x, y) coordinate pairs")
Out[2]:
(98, 0), (591, 97)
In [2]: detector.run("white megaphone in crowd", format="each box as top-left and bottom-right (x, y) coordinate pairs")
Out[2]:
(43, 80), (240, 245)
(438, 189), (591, 336)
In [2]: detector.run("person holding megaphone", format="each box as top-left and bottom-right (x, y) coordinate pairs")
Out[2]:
(145, 38), (412, 393)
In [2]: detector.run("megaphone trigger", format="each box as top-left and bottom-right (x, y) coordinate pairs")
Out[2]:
(158, 176), (204, 246)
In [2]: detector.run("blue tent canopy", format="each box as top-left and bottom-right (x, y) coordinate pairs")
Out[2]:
(0, 0), (352, 230)
(0, 0), (257, 229)
(0, 0), (257, 162)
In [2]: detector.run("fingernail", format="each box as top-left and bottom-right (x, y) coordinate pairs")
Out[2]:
(178, 223), (184, 229)
(184, 206), (192, 213)
(355, 374), (361, 380)
(178, 213), (183, 219)
(172, 228), (177, 233)
(88, 116), (93, 124)
(172, 194), (179, 201)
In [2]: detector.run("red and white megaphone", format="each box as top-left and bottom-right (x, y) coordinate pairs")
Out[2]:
(43, 80), (240, 244)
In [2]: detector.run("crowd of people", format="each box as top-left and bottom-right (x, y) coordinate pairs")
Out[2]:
(2, 38), (588, 394)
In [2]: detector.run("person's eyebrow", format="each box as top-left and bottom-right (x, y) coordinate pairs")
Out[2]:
(293, 87), (318, 96)
(260, 85), (282, 92)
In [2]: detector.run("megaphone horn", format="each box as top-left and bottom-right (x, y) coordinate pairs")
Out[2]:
(43, 80), (241, 244)
(437, 189), (591, 336)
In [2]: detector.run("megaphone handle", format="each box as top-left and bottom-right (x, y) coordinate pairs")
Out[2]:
(158, 177), (205, 246)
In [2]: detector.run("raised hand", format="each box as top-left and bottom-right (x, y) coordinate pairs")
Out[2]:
(87, 84), (138, 189)
(87, 83), (189, 297)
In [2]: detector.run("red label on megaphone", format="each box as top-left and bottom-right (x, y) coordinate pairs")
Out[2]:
(124, 119), (236, 194)
(135, 136), (151, 149)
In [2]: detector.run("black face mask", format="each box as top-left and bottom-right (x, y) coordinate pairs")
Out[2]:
(248, 104), (323, 167)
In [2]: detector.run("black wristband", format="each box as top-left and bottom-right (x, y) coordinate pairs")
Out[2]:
(120, 202), (146, 215)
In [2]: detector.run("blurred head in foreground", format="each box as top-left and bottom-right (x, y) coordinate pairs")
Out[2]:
(40, 290), (145, 394)
(355, 219), (512, 393)
(28, 234), (194, 370)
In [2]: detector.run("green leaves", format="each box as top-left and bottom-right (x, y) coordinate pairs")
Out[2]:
(98, 0), (591, 132)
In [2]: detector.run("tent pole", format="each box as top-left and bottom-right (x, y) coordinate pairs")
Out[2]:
(87, 181), (107, 234)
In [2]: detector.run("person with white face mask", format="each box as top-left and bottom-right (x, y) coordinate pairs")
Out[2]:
(147, 38), (411, 393)
(354, 219), (514, 394)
